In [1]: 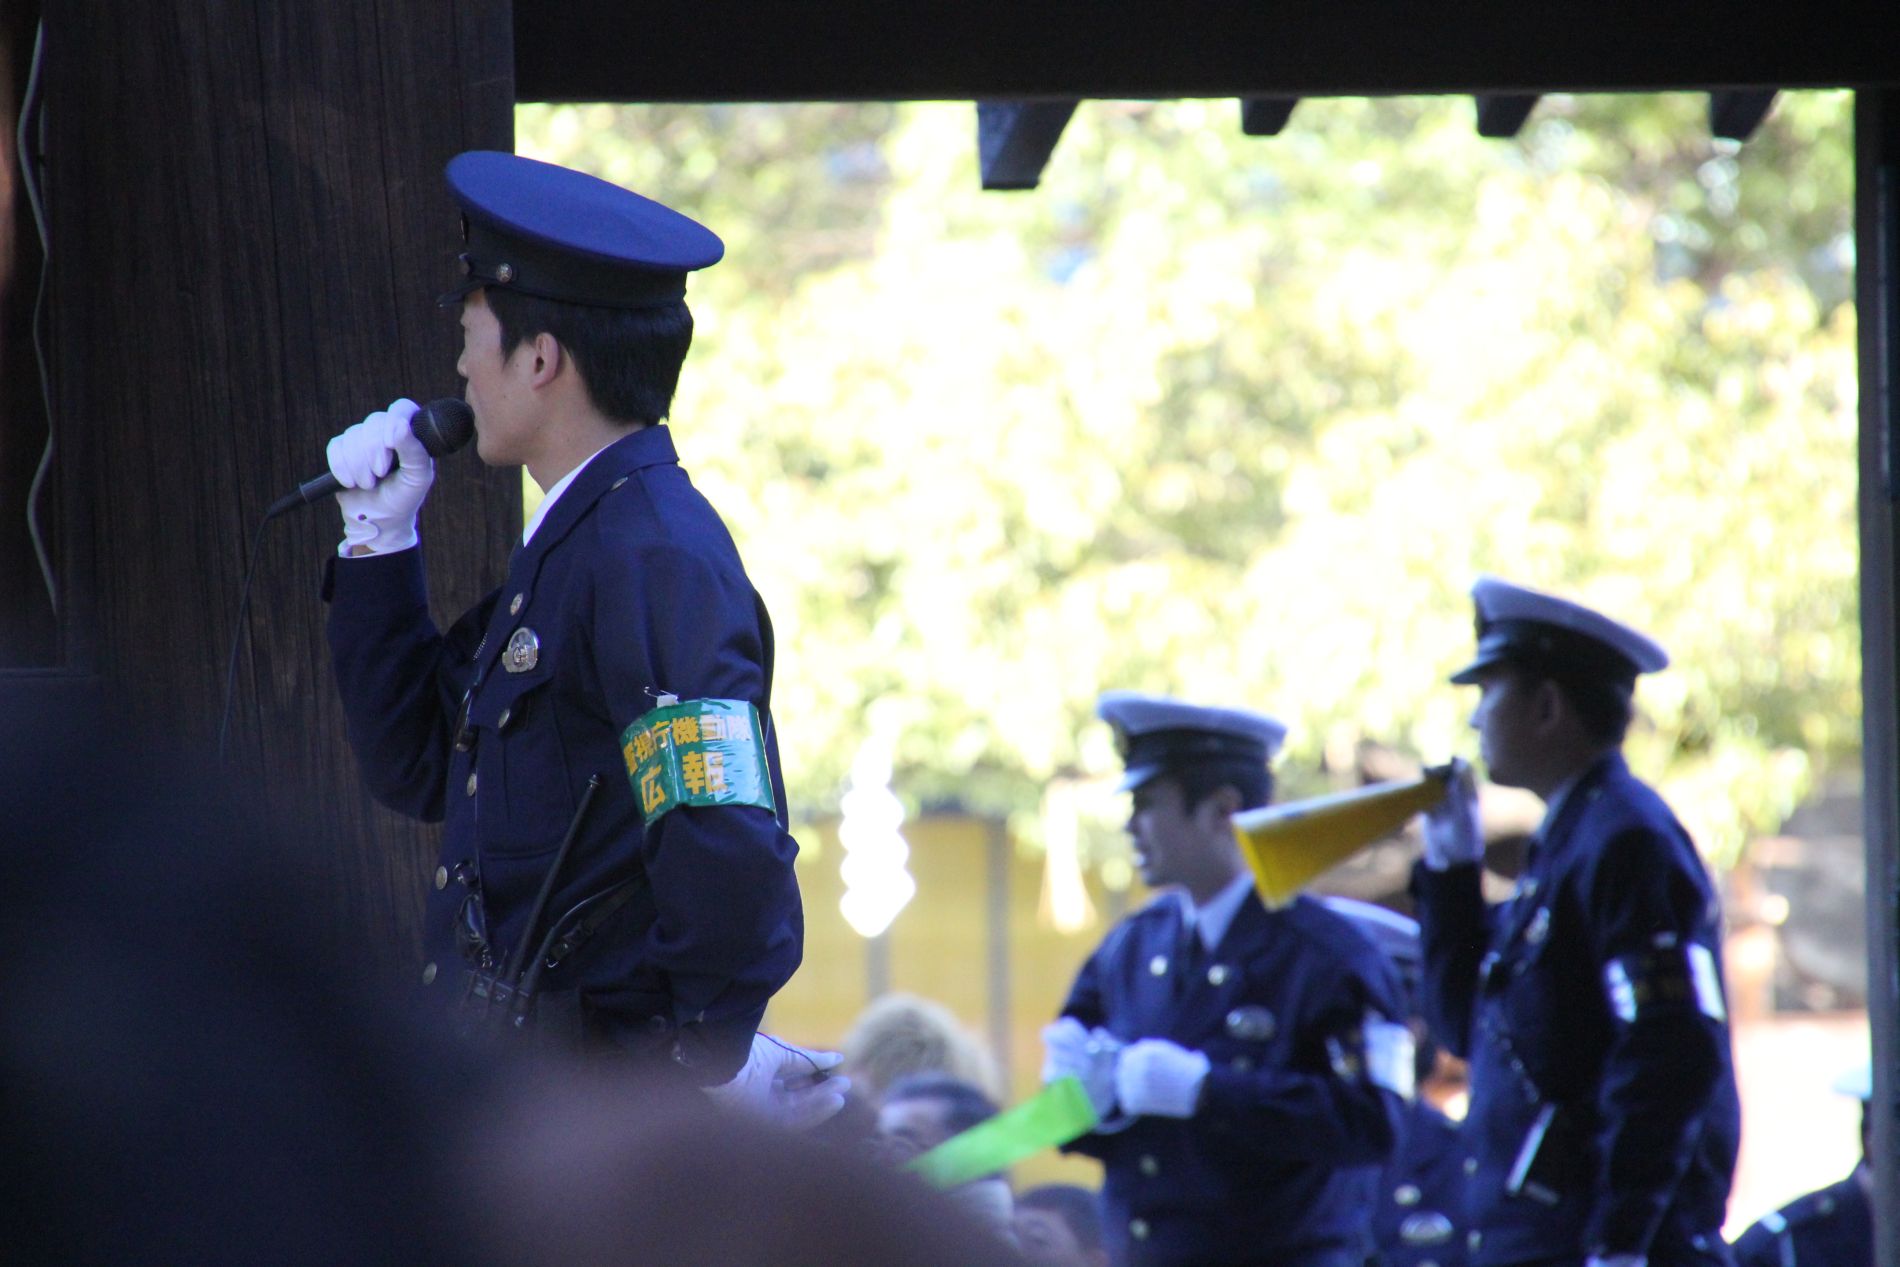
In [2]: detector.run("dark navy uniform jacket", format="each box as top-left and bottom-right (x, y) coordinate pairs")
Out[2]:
(1414, 752), (1738, 1266)
(325, 424), (802, 1081)
(1373, 1099), (1470, 1267)
(1730, 1169), (1872, 1267)
(1060, 891), (1407, 1267)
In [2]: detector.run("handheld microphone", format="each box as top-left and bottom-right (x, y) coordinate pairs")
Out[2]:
(264, 398), (475, 519)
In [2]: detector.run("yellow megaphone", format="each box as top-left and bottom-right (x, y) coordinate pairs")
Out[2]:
(1231, 767), (1453, 907)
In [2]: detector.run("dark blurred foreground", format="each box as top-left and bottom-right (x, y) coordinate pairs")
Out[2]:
(0, 709), (1019, 1266)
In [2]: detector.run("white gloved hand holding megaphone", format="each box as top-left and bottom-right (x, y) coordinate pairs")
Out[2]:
(1421, 757), (1484, 871)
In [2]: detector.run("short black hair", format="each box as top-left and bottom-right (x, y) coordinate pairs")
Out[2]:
(1166, 756), (1274, 814)
(882, 1074), (998, 1137)
(1549, 674), (1634, 747)
(484, 288), (694, 426)
(1016, 1184), (1105, 1251)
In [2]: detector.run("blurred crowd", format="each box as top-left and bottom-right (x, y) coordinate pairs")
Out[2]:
(0, 708), (1878, 1267)
(0, 715), (1026, 1266)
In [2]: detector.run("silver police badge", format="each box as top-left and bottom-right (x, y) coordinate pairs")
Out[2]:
(1225, 1005), (1276, 1041)
(1400, 1211), (1454, 1245)
(504, 627), (541, 674)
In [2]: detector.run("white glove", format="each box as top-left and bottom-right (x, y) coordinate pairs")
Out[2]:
(703, 1032), (850, 1132)
(1114, 1038), (1210, 1119)
(1584, 1257), (1646, 1267)
(1040, 1017), (1119, 1120)
(327, 397), (433, 556)
(1422, 757), (1484, 870)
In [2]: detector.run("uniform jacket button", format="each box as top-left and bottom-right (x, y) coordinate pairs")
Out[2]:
(1129, 1218), (1150, 1241)
(466, 771), (478, 796)
(1138, 1154), (1159, 1177)
(422, 961), (438, 985)
(1463, 1157), (1478, 1175)
(434, 865), (449, 890)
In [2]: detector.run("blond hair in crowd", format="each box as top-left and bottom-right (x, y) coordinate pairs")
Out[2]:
(842, 992), (1002, 1103)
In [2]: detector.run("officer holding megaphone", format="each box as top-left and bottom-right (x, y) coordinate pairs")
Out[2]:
(1411, 578), (1739, 1267)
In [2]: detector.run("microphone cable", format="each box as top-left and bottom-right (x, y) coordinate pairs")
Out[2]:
(16, 19), (56, 617)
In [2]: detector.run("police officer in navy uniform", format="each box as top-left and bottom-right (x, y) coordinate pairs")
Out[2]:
(1729, 1064), (1873, 1267)
(1413, 578), (1739, 1267)
(1042, 692), (1410, 1267)
(1321, 897), (1470, 1267)
(322, 152), (841, 1121)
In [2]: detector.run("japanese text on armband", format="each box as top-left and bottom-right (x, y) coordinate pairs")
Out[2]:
(619, 698), (776, 826)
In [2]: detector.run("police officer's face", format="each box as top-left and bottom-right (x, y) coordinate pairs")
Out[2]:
(1126, 776), (1207, 889)
(1469, 667), (1538, 789)
(456, 290), (537, 467)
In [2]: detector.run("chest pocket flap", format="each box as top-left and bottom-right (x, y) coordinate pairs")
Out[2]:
(466, 659), (575, 856)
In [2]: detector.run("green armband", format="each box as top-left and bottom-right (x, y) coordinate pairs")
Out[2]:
(619, 698), (777, 826)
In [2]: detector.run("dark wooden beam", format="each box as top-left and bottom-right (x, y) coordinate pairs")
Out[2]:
(1855, 88), (1900, 1267)
(1709, 89), (1779, 141)
(517, 1), (1889, 104)
(977, 100), (1078, 191)
(1239, 96), (1299, 136)
(32, 1), (520, 974)
(1474, 93), (1540, 138)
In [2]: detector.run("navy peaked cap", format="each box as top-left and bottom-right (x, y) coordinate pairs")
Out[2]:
(439, 151), (724, 309)
(1450, 575), (1669, 688)
(1097, 691), (1287, 793)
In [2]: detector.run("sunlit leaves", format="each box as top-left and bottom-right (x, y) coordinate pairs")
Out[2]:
(516, 91), (1855, 869)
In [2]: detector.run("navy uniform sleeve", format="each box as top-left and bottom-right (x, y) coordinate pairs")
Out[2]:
(1195, 954), (1407, 1165)
(1412, 859), (1491, 1059)
(1582, 827), (1729, 1256)
(324, 549), (492, 821)
(589, 535), (802, 1077)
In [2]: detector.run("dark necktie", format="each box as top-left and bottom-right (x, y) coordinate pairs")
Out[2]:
(1176, 912), (1204, 998)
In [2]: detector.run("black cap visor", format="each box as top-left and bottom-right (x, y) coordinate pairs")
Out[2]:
(1450, 620), (1640, 688)
(1116, 728), (1269, 792)
(438, 222), (691, 310)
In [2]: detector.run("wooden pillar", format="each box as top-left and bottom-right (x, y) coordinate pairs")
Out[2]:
(24, 2), (520, 974)
(1856, 87), (1900, 1267)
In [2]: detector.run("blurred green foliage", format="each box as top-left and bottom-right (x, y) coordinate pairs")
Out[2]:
(517, 92), (1856, 870)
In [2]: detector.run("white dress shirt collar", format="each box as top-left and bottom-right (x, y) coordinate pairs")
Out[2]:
(1181, 870), (1257, 953)
(522, 440), (615, 547)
